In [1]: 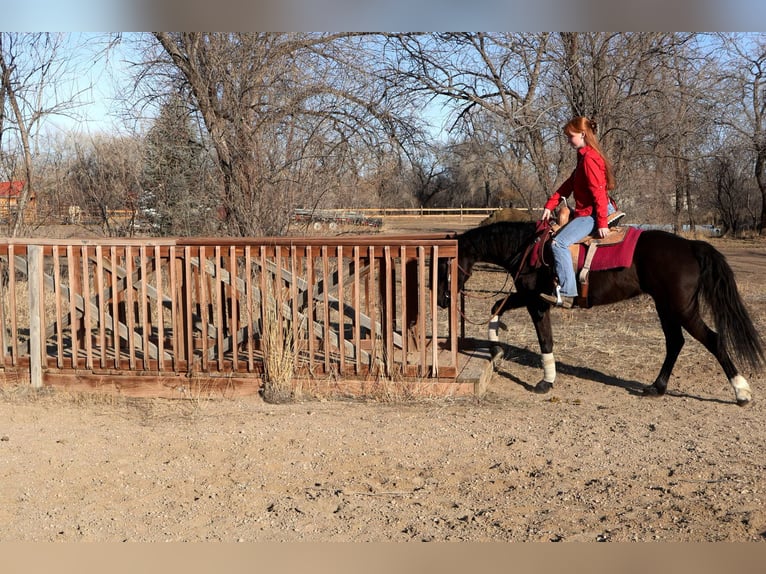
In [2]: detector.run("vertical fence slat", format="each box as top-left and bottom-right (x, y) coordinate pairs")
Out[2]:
(52, 247), (64, 368)
(8, 247), (18, 366)
(28, 245), (43, 388)
(199, 246), (209, 372)
(400, 246), (408, 375)
(138, 244), (149, 370)
(337, 245), (345, 374)
(275, 246), (284, 372)
(183, 245), (193, 372)
(95, 245), (107, 369)
(368, 245), (376, 373)
(81, 245), (93, 369)
(259, 245), (267, 371)
(229, 246), (238, 370)
(125, 246), (136, 369)
(306, 246), (315, 372)
(353, 245), (361, 376)
(431, 245), (439, 377)
(289, 245), (300, 372)
(384, 245), (393, 376)
(155, 245), (165, 371)
(65, 245), (78, 368)
(110, 246), (120, 368)
(321, 245), (330, 374)
(0, 247), (7, 364)
(245, 245), (254, 372)
(418, 246), (427, 377)
(169, 245), (180, 371)
(8, 246), (18, 366)
(214, 245), (224, 370)
(449, 252), (459, 370)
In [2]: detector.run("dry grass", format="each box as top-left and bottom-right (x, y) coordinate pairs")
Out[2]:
(260, 286), (304, 403)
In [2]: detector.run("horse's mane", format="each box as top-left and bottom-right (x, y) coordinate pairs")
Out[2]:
(458, 221), (538, 272)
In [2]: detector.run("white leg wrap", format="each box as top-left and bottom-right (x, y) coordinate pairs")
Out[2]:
(730, 374), (752, 403)
(488, 315), (500, 342)
(542, 352), (556, 383)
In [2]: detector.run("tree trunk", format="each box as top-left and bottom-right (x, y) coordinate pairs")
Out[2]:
(756, 150), (766, 235)
(0, 51), (34, 237)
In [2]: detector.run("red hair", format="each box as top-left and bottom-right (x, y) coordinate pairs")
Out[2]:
(563, 116), (616, 191)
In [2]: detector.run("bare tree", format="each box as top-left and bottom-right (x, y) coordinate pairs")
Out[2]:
(0, 33), (93, 236)
(387, 32), (718, 221)
(67, 135), (144, 237)
(544, 33), (715, 225)
(388, 33), (558, 208)
(706, 152), (760, 235)
(714, 33), (766, 235)
(134, 33), (425, 237)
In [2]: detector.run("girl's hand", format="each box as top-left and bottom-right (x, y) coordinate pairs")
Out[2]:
(541, 208), (552, 221)
(597, 227), (609, 238)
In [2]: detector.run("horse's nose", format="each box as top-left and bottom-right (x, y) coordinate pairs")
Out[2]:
(437, 293), (450, 309)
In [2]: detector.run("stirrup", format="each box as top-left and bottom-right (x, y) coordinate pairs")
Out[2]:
(539, 291), (575, 309)
(607, 211), (625, 227)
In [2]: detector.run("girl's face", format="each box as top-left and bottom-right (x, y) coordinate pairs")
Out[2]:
(565, 130), (586, 150)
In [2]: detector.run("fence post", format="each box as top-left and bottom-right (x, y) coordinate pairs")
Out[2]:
(28, 244), (44, 388)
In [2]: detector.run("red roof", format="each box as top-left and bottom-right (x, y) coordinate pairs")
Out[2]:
(0, 181), (25, 198)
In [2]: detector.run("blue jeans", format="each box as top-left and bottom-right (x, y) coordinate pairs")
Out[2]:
(551, 204), (615, 297)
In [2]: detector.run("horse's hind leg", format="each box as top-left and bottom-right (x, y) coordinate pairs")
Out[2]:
(645, 309), (685, 397)
(681, 311), (752, 406)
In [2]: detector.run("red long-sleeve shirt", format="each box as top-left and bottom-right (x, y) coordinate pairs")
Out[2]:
(544, 145), (611, 229)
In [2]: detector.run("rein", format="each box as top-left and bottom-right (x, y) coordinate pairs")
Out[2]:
(454, 264), (501, 326)
(458, 264), (513, 301)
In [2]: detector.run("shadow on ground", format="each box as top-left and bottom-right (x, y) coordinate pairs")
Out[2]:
(482, 340), (734, 405)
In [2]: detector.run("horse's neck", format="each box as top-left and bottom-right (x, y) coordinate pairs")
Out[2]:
(467, 232), (524, 272)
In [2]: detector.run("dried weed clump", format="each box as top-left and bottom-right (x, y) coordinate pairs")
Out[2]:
(260, 290), (304, 404)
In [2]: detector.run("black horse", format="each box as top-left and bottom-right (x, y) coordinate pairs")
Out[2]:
(436, 221), (764, 405)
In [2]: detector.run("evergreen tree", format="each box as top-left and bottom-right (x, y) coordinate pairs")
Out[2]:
(142, 94), (214, 236)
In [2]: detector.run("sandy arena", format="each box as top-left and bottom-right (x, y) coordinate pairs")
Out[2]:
(1, 219), (765, 542)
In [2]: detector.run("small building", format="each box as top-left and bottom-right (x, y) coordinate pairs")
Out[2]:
(0, 181), (36, 223)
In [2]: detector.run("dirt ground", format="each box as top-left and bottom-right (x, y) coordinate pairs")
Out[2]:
(1, 218), (765, 542)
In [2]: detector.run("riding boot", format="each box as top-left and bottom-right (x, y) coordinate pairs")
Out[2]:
(539, 285), (575, 308)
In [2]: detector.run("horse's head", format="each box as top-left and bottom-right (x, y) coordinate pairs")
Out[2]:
(435, 255), (470, 309)
(435, 221), (537, 309)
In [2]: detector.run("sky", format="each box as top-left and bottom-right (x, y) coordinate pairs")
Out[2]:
(5, 1), (766, 39)
(0, 1), (750, 29)
(3, 2), (765, 137)
(41, 33), (142, 136)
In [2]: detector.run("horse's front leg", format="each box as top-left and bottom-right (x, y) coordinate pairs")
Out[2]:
(489, 292), (528, 362)
(529, 304), (555, 394)
(491, 294), (556, 394)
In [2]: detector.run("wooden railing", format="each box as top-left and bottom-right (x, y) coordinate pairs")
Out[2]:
(302, 207), (526, 218)
(0, 235), (459, 395)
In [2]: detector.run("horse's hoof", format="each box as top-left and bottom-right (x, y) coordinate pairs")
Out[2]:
(736, 397), (752, 407)
(534, 380), (553, 394)
(490, 345), (504, 362)
(641, 385), (665, 397)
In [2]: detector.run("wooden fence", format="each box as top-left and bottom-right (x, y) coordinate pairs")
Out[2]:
(0, 235), (460, 396)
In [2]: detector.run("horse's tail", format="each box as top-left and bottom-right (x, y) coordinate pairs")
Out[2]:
(694, 241), (764, 371)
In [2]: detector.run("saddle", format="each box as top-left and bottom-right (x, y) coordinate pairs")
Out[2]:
(552, 211), (637, 307)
